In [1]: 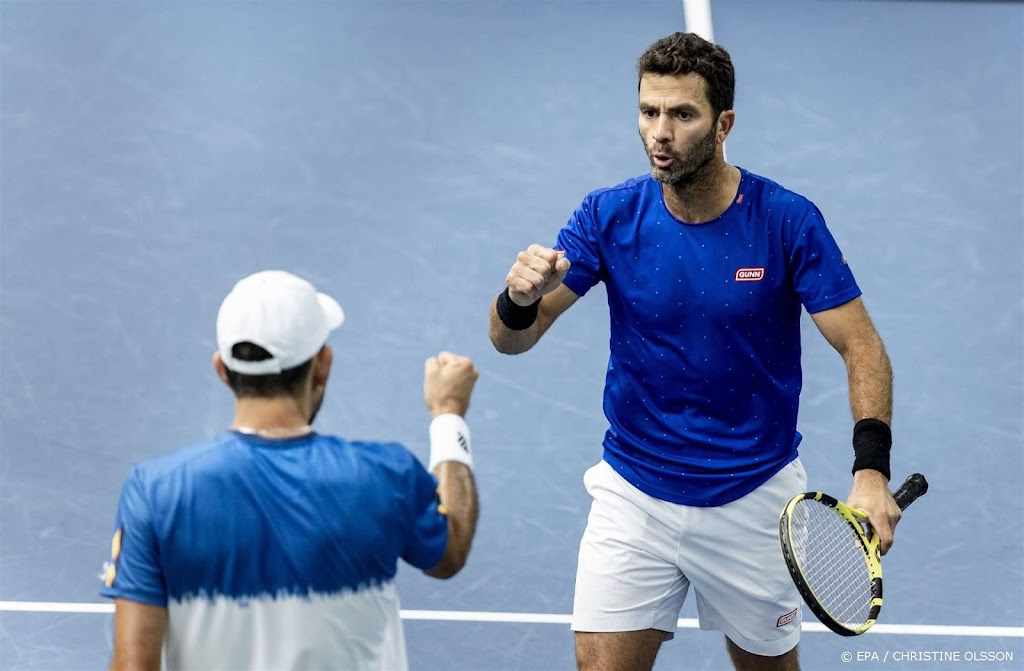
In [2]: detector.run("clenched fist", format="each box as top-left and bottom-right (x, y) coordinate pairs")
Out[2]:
(424, 352), (479, 418)
(505, 244), (571, 306)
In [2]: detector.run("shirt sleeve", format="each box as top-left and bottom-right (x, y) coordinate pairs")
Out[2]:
(400, 458), (449, 570)
(556, 194), (603, 298)
(99, 467), (168, 606)
(785, 201), (862, 313)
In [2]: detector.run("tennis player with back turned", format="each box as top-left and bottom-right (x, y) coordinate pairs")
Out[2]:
(101, 270), (480, 670)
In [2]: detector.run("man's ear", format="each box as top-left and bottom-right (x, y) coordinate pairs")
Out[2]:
(717, 109), (736, 143)
(312, 345), (333, 389)
(212, 352), (232, 386)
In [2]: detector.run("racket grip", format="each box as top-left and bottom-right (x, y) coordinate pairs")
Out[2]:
(892, 473), (928, 511)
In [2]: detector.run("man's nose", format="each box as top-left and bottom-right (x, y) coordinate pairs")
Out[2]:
(651, 114), (671, 144)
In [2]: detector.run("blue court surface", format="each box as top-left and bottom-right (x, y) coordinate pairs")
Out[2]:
(1, 1), (1022, 669)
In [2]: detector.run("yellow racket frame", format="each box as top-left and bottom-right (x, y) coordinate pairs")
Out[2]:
(780, 473), (927, 636)
(779, 491), (883, 636)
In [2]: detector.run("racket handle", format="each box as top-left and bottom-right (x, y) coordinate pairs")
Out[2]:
(892, 473), (929, 511)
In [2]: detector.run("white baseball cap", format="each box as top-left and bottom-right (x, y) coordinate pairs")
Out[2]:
(216, 270), (345, 375)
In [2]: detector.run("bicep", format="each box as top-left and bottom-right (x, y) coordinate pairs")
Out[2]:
(810, 297), (881, 356)
(110, 599), (167, 671)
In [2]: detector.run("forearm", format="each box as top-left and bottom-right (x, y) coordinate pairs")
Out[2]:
(844, 333), (893, 424)
(426, 462), (479, 578)
(844, 333), (894, 481)
(844, 339), (901, 550)
(489, 297), (542, 354)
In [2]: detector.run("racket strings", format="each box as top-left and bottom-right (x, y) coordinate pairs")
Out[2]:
(790, 501), (873, 627)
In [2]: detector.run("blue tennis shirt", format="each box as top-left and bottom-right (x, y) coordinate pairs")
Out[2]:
(557, 168), (860, 507)
(100, 431), (447, 670)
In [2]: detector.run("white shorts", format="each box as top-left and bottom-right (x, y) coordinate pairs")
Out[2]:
(571, 459), (807, 657)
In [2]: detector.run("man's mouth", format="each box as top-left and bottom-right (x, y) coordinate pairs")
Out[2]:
(651, 153), (674, 168)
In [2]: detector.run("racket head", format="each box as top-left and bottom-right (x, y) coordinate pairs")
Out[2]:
(779, 492), (883, 636)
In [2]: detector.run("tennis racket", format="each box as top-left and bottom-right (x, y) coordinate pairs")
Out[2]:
(778, 473), (928, 636)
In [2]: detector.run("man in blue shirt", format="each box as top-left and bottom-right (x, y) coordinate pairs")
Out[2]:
(102, 270), (480, 670)
(489, 33), (900, 671)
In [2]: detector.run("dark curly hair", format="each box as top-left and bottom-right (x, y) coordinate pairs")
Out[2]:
(637, 32), (735, 120)
(224, 342), (313, 398)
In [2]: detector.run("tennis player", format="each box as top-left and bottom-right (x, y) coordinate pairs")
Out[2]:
(100, 270), (479, 670)
(489, 33), (901, 671)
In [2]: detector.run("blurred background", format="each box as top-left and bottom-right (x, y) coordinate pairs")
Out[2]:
(1, 1), (1021, 669)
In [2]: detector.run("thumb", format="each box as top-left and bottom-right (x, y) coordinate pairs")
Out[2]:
(555, 256), (571, 277)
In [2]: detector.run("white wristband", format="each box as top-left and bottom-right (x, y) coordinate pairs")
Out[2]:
(428, 414), (473, 471)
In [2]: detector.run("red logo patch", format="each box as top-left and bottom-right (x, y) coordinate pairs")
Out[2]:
(777, 607), (798, 627)
(734, 267), (765, 281)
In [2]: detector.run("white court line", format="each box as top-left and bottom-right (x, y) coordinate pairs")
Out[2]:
(2, 602), (1021, 638)
(682, 0), (715, 41)
(1, 601), (115, 614)
(681, 0), (726, 162)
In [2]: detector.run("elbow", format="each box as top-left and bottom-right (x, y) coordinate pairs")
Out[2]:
(489, 327), (533, 355)
(491, 338), (524, 356)
(425, 565), (462, 580)
(424, 528), (475, 579)
(487, 330), (507, 354)
(488, 313), (535, 355)
(424, 549), (469, 580)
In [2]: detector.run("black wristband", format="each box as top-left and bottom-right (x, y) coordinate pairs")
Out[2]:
(496, 288), (540, 330)
(852, 418), (892, 480)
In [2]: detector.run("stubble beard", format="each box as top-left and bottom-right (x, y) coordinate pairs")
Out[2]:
(643, 122), (719, 187)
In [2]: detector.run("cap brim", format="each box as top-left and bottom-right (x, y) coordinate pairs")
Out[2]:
(317, 292), (345, 331)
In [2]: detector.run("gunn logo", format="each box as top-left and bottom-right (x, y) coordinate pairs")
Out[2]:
(776, 607), (798, 627)
(734, 267), (765, 282)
